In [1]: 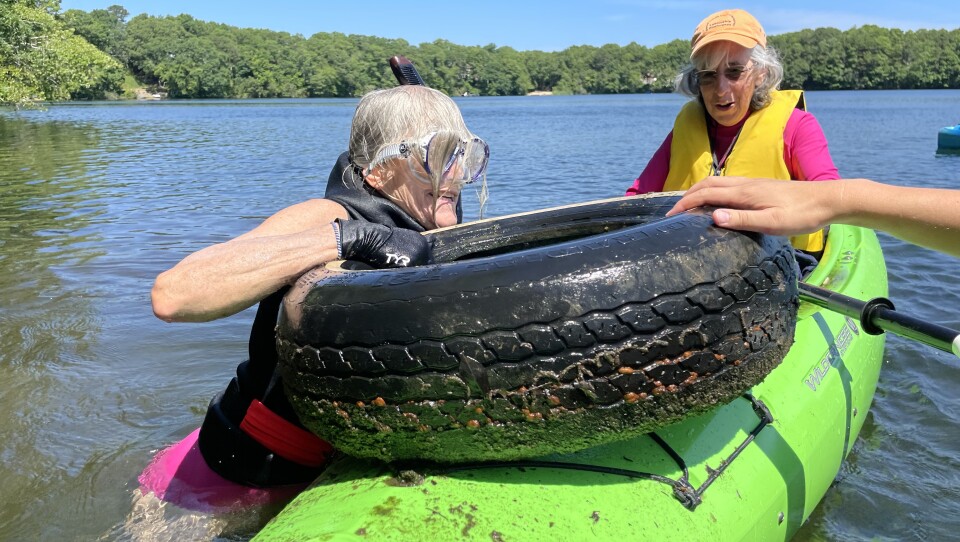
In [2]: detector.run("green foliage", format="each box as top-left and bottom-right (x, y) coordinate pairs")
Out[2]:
(7, 3), (960, 102)
(769, 25), (960, 91)
(643, 39), (690, 92)
(61, 5), (128, 62)
(0, 0), (123, 105)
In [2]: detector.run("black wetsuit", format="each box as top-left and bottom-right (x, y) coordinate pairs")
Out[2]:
(197, 152), (456, 486)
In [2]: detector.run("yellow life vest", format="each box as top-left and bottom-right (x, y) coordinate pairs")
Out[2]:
(664, 89), (824, 253)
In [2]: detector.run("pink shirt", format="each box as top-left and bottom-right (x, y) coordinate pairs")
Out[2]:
(626, 108), (839, 195)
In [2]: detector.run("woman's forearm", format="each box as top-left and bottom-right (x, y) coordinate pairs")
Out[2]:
(836, 179), (960, 257)
(667, 177), (960, 257)
(151, 198), (348, 322)
(151, 226), (339, 322)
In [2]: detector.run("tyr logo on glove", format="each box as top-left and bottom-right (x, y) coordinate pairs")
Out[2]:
(385, 253), (412, 267)
(334, 219), (432, 269)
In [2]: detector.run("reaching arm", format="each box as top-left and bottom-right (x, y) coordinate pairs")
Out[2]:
(151, 198), (349, 323)
(666, 177), (960, 257)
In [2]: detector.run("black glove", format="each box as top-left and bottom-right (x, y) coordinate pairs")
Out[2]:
(334, 219), (432, 268)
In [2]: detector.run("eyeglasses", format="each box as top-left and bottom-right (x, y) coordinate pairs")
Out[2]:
(695, 64), (753, 87)
(370, 131), (489, 185)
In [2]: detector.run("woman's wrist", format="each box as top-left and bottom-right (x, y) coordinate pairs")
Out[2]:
(831, 178), (871, 227)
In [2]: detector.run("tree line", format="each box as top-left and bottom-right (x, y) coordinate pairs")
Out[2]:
(2, 1), (959, 105)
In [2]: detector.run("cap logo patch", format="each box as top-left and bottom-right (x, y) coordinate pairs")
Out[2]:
(706, 14), (736, 30)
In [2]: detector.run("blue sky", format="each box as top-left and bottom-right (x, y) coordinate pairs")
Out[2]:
(59, 0), (960, 52)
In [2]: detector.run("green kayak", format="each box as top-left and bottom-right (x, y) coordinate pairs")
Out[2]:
(255, 223), (887, 541)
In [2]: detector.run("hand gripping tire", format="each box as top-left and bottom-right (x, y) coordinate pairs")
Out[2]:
(277, 194), (799, 463)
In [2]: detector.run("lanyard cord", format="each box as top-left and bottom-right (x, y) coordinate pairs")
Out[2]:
(706, 107), (746, 176)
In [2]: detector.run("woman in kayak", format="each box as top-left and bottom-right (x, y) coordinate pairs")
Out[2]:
(666, 176), (960, 257)
(132, 84), (489, 537)
(626, 8), (838, 258)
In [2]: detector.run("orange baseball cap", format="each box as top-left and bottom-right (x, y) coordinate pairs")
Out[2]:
(690, 9), (766, 58)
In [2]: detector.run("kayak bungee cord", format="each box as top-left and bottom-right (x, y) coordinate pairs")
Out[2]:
(430, 393), (773, 511)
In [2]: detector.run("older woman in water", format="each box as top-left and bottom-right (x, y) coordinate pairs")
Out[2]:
(129, 84), (488, 538)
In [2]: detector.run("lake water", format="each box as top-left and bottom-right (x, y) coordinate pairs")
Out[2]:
(1, 90), (958, 541)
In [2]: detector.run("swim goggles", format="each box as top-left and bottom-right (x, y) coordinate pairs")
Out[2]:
(369, 131), (489, 185)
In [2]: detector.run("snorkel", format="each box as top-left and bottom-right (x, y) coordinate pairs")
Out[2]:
(389, 55), (427, 86)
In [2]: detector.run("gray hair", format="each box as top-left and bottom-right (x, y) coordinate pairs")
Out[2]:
(348, 86), (487, 218)
(674, 45), (784, 110)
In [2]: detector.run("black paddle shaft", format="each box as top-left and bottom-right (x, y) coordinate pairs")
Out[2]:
(389, 55), (426, 86)
(799, 282), (960, 359)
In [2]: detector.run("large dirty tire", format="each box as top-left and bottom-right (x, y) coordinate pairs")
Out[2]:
(277, 195), (799, 463)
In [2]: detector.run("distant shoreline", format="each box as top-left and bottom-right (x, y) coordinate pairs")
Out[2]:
(46, 87), (960, 105)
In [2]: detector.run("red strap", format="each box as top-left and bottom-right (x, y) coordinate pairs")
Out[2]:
(239, 399), (334, 468)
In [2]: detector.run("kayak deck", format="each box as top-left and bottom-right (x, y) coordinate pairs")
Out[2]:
(254, 224), (887, 541)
